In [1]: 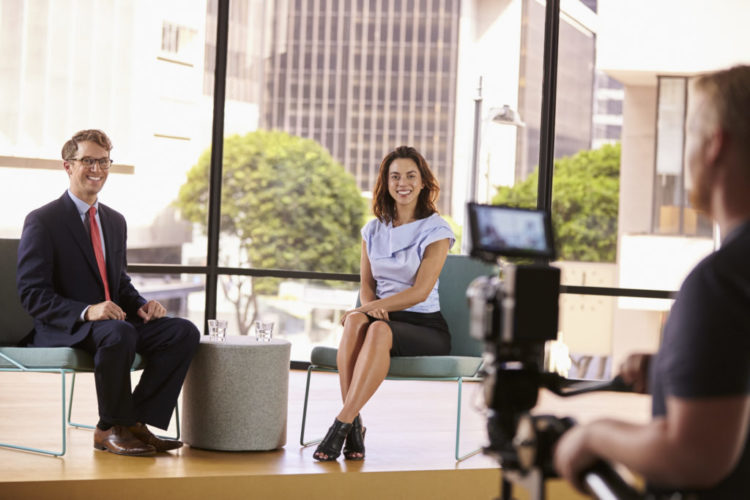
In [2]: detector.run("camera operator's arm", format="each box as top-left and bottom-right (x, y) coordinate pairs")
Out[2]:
(343, 239), (450, 322)
(554, 394), (750, 494)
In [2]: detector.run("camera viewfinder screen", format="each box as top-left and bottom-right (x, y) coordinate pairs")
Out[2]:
(469, 203), (555, 259)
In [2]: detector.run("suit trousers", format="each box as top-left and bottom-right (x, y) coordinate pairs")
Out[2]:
(74, 317), (200, 429)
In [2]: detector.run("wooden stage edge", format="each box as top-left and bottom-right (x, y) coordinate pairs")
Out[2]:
(4, 469), (505, 500)
(0, 369), (649, 499)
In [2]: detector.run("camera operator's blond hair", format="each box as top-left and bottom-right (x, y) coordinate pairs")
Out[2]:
(693, 65), (750, 165)
(555, 64), (750, 498)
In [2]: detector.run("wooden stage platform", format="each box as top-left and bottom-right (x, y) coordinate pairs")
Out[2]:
(0, 368), (649, 499)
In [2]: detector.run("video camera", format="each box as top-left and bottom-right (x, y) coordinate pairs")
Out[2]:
(466, 202), (639, 500)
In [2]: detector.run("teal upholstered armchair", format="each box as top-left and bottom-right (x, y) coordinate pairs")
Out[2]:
(0, 238), (177, 456)
(300, 254), (497, 461)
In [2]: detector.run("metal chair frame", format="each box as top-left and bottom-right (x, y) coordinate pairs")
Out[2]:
(0, 351), (180, 457)
(299, 364), (483, 462)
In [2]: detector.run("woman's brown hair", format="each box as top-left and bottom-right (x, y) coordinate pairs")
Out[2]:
(372, 146), (439, 224)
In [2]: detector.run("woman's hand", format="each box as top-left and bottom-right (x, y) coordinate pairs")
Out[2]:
(340, 307), (390, 326)
(366, 308), (389, 321)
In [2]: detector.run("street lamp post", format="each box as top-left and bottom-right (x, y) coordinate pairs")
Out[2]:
(468, 78), (484, 204)
(462, 78), (525, 254)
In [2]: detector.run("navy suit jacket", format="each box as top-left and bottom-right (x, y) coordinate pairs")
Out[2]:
(16, 192), (146, 347)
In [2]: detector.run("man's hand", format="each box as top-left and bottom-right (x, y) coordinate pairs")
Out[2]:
(554, 424), (598, 494)
(85, 301), (127, 321)
(137, 300), (166, 323)
(618, 353), (652, 394)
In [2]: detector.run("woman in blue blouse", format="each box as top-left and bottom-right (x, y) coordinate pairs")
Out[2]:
(313, 146), (455, 461)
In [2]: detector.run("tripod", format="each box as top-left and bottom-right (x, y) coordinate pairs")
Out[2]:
(491, 376), (643, 500)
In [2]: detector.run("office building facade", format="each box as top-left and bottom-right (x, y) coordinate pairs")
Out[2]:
(516, 0), (596, 182)
(260, 0), (461, 214)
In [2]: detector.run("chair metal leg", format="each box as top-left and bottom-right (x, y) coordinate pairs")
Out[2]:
(300, 365), (322, 447)
(455, 377), (482, 462)
(67, 371), (181, 440)
(297, 365), (481, 460)
(153, 403), (181, 440)
(67, 371), (94, 430)
(172, 403), (181, 440)
(0, 368), (68, 457)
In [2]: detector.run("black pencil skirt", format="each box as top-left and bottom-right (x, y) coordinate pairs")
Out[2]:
(364, 310), (451, 357)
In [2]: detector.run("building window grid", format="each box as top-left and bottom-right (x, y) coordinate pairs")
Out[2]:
(652, 76), (712, 237)
(262, 0), (460, 214)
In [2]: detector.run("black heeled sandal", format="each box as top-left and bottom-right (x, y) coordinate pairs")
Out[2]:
(313, 419), (352, 461)
(343, 415), (366, 460)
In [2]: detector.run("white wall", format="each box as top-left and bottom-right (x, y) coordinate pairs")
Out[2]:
(598, 0), (750, 85)
(557, 261), (617, 356)
(618, 234), (713, 310)
(0, 0), (215, 246)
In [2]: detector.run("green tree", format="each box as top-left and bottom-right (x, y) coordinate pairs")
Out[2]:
(492, 143), (620, 262)
(443, 214), (463, 254)
(176, 130), (366, 333)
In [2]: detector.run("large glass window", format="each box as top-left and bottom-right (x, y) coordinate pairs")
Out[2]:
(213, 276), (358, 361)
(6, 0), (747, 368)
(172, 0), (463, 356)
(546, 1), (732, 373)
(653, 76), (713, 237)
(0, 0), (216, 326)
(453, 0), (539, 258)
(129, 272), (206, 329)
(479, 0), (741, 375)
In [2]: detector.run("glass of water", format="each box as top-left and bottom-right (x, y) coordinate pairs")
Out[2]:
(208, 319), (228, 342)
(254, 321), (274, 342)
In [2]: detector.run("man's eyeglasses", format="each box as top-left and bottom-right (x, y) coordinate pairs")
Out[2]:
(67, 157), (113, 170)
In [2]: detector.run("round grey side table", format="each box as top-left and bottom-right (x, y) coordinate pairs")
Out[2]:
(182, 335), (291, 451)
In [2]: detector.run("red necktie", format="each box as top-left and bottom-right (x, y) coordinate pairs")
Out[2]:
(88, 206), (111, 301)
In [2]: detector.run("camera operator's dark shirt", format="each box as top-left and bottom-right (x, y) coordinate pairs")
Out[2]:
(649, 220), (750, 499)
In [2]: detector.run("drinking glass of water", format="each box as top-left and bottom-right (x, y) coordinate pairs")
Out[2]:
(208, 319), (228, 342)
(254, 321), (274, 342)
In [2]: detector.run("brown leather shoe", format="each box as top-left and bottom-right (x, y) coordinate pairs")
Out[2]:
(94, 425), (156, 456)
(127, 422), (183, 452)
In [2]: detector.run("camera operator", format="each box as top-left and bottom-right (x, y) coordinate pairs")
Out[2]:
(554, 65), (750, 498)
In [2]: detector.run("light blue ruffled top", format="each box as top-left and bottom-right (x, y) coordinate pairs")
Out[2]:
(361, 213), (455, 313)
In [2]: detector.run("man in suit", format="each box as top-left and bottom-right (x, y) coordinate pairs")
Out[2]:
(17, 129), (200, 457)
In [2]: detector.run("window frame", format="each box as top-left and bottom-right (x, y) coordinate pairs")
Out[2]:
(125, 0), (678, 365)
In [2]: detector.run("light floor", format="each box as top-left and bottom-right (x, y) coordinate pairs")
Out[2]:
(0, 368), (649, 499)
